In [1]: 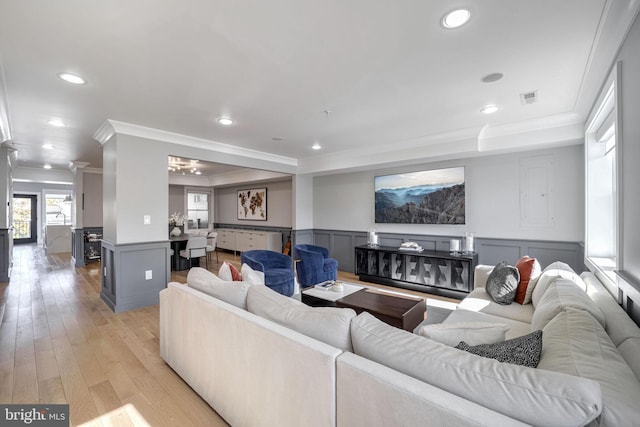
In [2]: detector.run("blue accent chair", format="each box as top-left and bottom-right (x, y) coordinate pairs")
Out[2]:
(294, 244), (338, 287)
(240, 250), (295, 296)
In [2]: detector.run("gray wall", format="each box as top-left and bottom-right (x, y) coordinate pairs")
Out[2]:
(618, 13), (640, 283)
(83, 171), (103, 227)
(313, 145), (584, 243)
(168, 185), (184, 218)
(215, 179), (293, 228)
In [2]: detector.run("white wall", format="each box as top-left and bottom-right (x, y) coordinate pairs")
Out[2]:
(215, 179), (292, 228)
(617, 13), (640, 279)
(313, 145), (584, 242)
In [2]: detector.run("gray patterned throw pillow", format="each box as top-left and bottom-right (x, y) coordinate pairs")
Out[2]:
(455, 330), (543, 368)
(486, 261), (520, 305)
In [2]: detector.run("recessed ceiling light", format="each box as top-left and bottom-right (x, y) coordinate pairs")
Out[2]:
(217, 117), (234, 126)
(47, 119), (67, 127)
(480, 104), (500, 114)
(58, 72), (86, 85)
(43, 164), (52, 169)
(312, 142), (322, 150)
(481, 73), (504, 83)
(442, 9), (471, 29)
(42, 144), (54, 150)
(195, 170), (202, 175)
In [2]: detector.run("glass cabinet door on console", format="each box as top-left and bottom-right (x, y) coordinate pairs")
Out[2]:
(355, 245), (477, 298)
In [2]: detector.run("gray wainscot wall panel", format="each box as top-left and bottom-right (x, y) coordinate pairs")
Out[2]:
(101, 240), (171, 313)
(0, 228), (10, 282)
(310, 229), (584, 274)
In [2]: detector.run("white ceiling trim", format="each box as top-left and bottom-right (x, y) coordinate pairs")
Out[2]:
(93, 119), (298, 168)
(297, 112), (584, 175)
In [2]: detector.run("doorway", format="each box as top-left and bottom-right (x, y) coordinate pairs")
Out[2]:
(13, 194), (38, 244)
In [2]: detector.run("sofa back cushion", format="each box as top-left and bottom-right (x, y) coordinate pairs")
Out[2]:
(539, 307), (640, 426)
(247, 285), (356, 351)
(531, 261), (586, 307)
(187, 267), (252, 309)
(351, 312), (602, 426)
(531, 278), (606, 331)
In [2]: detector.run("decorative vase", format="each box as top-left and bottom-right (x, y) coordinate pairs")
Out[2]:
(170, 226), (182, 237)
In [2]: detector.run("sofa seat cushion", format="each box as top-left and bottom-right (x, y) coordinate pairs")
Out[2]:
(443, 309), (531, 340)
(539, 307), (640, 426)
(457, 288), (534, 324)
(531, 278), (606, 331)
(351, 312), (602, 426)
(246, 284), (356, 351)
(186, 267), (252, 309)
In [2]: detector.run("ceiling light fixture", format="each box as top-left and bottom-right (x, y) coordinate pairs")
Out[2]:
(480, 104), (500, 114)
(312, 142), (322, 150)
(442, 9), (471, 29)
(42, 144), (54, 150)
(58, 72), (86, 85)
(217, 117), (234, 126)
(47, 119), (67, 127)
(481, 73), (504, 83)
(43, 164), (52, 169)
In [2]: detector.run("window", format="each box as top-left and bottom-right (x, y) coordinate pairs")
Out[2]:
(45, 192), (72, 225)
(187, 191), (210, 229)
(585, 66), (619, 297)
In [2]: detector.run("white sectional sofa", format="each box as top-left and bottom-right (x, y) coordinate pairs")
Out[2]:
(160, 263), (640, 426)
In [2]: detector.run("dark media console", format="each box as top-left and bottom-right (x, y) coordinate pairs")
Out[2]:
(355, 245), (478, 299)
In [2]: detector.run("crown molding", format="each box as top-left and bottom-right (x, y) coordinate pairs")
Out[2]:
(93, 119), (298, 167)
(69, 161), (90, 173)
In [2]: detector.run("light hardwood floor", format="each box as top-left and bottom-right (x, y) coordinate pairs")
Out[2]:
(0, 244), (458, 426)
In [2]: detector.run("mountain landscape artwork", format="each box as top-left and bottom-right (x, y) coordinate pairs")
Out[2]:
(375, 167), (465, 224)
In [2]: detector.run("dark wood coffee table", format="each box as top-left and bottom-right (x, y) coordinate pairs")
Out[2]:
(335, 289), (426, 331)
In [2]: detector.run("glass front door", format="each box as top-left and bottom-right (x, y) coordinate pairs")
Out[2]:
(13, 194), (37, 244)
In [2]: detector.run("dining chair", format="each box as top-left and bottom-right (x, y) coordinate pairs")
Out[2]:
(179, 236), (208, 269)
(206, 231), (219, 264)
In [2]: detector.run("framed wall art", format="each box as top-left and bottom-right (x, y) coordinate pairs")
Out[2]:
(375, 167), (465, 224)
(238, 188), (267, 221)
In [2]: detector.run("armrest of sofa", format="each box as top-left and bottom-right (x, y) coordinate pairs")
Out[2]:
(474, 264), (494, 288)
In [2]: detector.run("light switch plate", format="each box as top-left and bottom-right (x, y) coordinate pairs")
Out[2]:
(143, 215), (151, 225)
(145, 270), (152, 280)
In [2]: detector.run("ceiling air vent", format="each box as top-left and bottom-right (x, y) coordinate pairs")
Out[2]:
(520, 90), (538, 105)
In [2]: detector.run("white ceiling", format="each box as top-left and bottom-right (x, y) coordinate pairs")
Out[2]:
(0, 0), (638, 177)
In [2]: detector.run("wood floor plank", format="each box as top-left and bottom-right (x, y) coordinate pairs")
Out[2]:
(38, 376), (66, 404)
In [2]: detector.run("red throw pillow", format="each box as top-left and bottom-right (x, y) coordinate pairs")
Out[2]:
(514, 256), (540, 305)
(227, 262), (242, 281)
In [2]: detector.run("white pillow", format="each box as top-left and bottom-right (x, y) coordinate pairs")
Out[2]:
(186, 267), (251, 309)
(241, 263), (265, 285)
(416, 322), (509, 347)
(218, 262), (232, 281)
